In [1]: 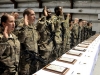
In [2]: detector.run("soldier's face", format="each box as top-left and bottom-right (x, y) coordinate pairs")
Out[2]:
(74, 19), (79, 23)
(56, 7), (62, 15)
(28, 10), (36, 24)
(3, 16), (15, 33)
(14, 13), (19, 19)
(79, 22), (82, 26)
(47, 9), (51, 17)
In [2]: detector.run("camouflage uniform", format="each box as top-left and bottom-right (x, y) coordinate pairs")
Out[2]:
(88, 25), (92, 38)
(0, 31), (20, 75)
(37, 16), (54, 69)
(13, 18), (24, 36)
(78, 20), (83, 43)
(72, 23), (79, 46)
(62, 15), (70, 53)
(18, 24), (39, 75)
(82, 21), (88, 40)
(15, 19), (20, 28)
(70, 28), (74, 48)
(0, 26), (2, 32)
(51, 15), (63, 58)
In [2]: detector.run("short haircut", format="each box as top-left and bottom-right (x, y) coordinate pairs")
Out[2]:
(23, 8), (33, 17)
(79, 19), (83, 22)
(54, 6), (60, 13)
(0, 14), (9, 27)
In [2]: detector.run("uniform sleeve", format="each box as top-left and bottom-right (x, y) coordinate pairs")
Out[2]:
(18, 27), (27, 43)
(36, 17), (46, 32)
(0, 42), (11, 59)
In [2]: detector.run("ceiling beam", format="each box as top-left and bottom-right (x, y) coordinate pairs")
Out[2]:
(70, 0), (74, 20)
(1, 8), (100, 14)
(10, 0), (18, 8)
(70, 0), (74, 9)
(37, 0), (43, 18)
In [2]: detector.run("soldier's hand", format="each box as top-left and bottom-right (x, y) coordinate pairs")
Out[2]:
(11, 12), (15, 16)
(67, 13), (70, 16)
(24, 14), (28, 26)
(44, 6), (48, 16)
(3, 26), (8, 39)
(44, 6), (47, 10)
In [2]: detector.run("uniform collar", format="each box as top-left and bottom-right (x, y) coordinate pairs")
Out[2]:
(8, 33), (14, 40)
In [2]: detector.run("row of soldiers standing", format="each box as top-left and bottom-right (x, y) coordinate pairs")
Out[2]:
(15, 6), (92, 75)
(14, 6), (92, 75)
(70, 18), (92, 48)
(0, 6), (92, 75)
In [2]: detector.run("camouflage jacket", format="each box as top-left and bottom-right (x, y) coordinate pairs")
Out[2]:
(0, 32), (20, 67)
(51, 15), (64, 44)
(18, 24), (39, 53)
(36, 16), (54, 51)
(72, 23), (79, 39)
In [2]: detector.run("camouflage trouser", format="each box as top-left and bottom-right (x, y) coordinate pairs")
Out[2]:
(66, 44), (70, 52)
(58, 45), (62, 57)
(19, 54), (37, 75)
(74, 38), (79, 46)
(62, 41), (67, 54)
(51, 44), (62, 60)
(30, 62), (39, 75)
(1, 67), (18, 75)
(62, 38), (70, 53)
(38, 50), (51, 69)
(19, 54), (30, 75)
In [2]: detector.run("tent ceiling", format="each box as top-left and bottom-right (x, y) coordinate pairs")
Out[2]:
(0, 0), (100, 4)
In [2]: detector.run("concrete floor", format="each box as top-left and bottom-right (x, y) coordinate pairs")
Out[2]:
(93, 53), (100, 75)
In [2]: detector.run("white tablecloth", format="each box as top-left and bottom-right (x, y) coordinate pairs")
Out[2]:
(33, 34), (100, 75)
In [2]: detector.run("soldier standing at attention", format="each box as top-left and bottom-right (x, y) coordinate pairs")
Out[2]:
(82, 20), (88, 40)
(87, 22), (92, 38)
(0, 14), (20, 75)
(78, 19), (83, 43)
(18, 8), (39, 75)
(37, 6), (54, 69)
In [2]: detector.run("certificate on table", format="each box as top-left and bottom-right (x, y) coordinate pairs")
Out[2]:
(72, 46), (86, 52)
(77, 44), (89, 48)
(56, 56), (77, 64)
(66, 50), (82, 56)
(43, 64), (69, 75)
(81, 42), (91, 45)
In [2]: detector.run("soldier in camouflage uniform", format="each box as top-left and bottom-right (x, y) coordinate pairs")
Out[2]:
(87, 22), (92, 38)
(0, 14), (20, 75)
(12, 12), (22, 36)
(13, 18), (24, 37)
(72, 18), (79, 46)
(82, 20), (88, 40)
(78, 19), (83, 43)
(51, 6), (64, 58)
(11, 12), (19, 28)
(63, 13), (71, 53)
(69, 20), (74, 48)
(36, 6), (54, 69)
(18, 8), (39, 75)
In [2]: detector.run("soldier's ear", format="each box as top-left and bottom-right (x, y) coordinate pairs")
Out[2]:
(2, 22), (6, 27)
